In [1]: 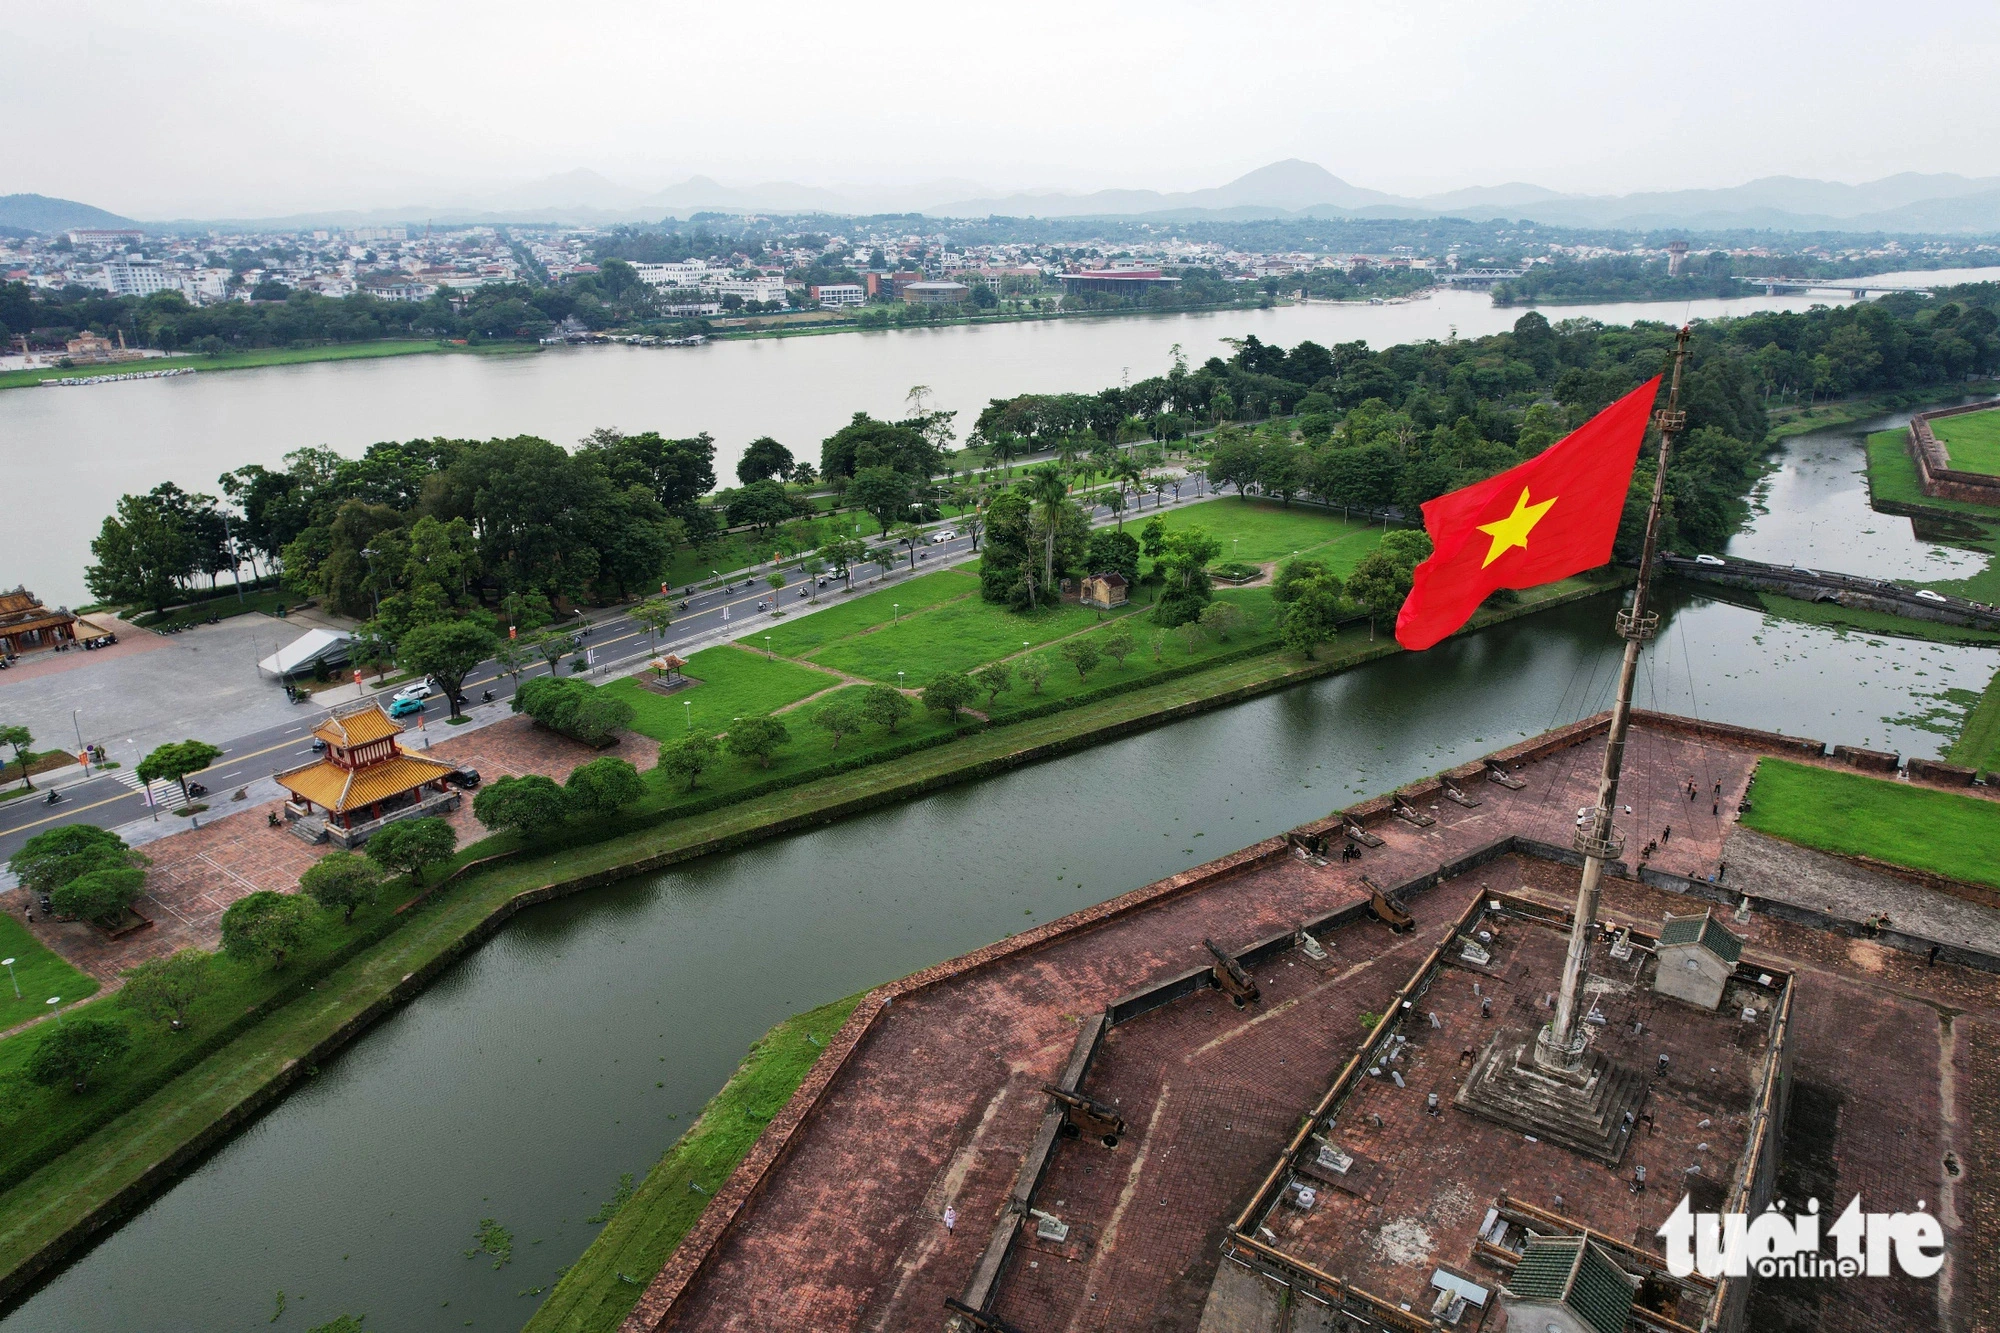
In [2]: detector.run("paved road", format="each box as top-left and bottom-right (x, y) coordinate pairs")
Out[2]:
(0, 481), (1213, 865)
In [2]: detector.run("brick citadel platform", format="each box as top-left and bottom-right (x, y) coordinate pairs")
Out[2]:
(623, 712), (1998, 1333)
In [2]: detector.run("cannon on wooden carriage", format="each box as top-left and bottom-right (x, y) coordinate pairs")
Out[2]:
(1204, 937), (1261, 1007)
(1042, 1084), (1126, 1147)
(1361, 875), (1416, 933)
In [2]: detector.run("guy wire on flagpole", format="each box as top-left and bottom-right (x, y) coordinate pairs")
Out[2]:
(1537, 323), (1692, 1072)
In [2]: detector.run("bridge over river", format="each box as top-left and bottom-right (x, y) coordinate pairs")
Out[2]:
(1661, 551), (2000, 630)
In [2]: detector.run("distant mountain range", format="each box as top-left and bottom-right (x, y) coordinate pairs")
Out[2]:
(8, 161), (2000, 235)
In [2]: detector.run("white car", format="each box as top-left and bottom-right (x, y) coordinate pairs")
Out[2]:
(930, 529), (956, 544)
(1693, 554), (1726, 567)
(393, 680), (433, 702)
(1914, 589), (1947, 604)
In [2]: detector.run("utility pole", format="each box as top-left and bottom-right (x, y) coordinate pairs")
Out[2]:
(1538, 325), (1690, 1072)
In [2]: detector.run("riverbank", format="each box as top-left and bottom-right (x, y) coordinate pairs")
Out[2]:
(1766, 380), (2000, 441)
(0, 339), (530, 391)
(0, 569), (1622, 1309)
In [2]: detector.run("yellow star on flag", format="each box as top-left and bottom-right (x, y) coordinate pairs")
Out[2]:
(1476, 487), (1558, 567)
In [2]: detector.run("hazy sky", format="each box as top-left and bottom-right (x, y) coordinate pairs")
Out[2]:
(9, 0), (1996, 217)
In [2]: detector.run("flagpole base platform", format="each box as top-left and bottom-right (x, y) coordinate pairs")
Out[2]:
(1615, 609), (1659, 641)
(1454, 1029), (1646, 1165)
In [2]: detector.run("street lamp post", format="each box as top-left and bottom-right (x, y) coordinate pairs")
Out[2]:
(682, 699), (692, 734)
(46, 996), (60, 1025)
(72, 709), (88, 774)
(2, 958), (17, 1000)
(892, 603), (900, 625)
(764, 635), (773, 660)
(897, 671), (905, 692)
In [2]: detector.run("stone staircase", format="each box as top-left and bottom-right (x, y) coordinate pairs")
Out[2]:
(1454, 1031), (1648, 1165)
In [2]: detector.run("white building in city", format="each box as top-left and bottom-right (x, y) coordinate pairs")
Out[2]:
(103, 260), (178, 297)
(810, 283), (864, 306)
(715, 275), (785, 305)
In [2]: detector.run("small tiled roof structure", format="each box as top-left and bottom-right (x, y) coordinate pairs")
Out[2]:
(1502, 1236), (1635, 1333)
(277, 702), (454, 817)
(1091, 572), (1128, 590)
(312, 706), (403, 748)
(0, 585), (77, 652)
(1658, 909), (1743, 965)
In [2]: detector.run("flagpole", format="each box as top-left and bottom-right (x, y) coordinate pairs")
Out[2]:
(1538, 324), (1691, 1073)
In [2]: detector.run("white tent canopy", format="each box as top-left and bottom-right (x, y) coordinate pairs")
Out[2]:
(258, 628), (354, 677)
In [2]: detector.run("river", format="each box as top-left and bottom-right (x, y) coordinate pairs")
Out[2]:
(0, 285), (1909, 610)
(6, 453), (1994, 1332)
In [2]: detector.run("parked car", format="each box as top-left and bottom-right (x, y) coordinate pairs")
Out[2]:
(930, 529), (956, 544)
(446, 767), (482, 789)
(387, 695), (426, 719)
(1914, 589), (1948, 604)
(392, 680), (433, 703)
(1693, 554), (1726, 567)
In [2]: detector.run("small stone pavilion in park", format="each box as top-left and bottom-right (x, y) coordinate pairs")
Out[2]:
(0, 586), (77, 657)
(275, 701), (460, 848)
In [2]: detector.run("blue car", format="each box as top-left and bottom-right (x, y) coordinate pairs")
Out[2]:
(387, 695), (426, 719)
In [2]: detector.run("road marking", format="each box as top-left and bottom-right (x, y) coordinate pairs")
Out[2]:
(2, 789), (141, 835)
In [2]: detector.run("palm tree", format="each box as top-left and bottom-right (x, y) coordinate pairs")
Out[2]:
(1025, 465), (1069, 598)
(1113, 455), (1145, 512)
(987, 432), (1022, 479)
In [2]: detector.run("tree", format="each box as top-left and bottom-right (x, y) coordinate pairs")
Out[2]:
(1152, 527), (1222, 628)
(220, 890), (317, 967)
(1, 724), (35, 790)
(849, 467), (913, 535)
(820, 535), (869, 590)
(9, 824), (138, 897)
(1084, 528), (1140, 586)
(1271, 557), (1336, 605)
(51, 866), (145, 924)
(811, 696), (865, 751)
(27, 1016), (131, 1093)
(860, 684), (913, 733)
(1060, 638), (1102, 679)
(137, 739), (224, 807)
(398, 619), (498, 720)
(299, 851), (383, 922)
(1017, 654), (1051, 694)
(565, 756), (645, 816)
(737, 436), (794, 485)
(364, 817), (458, 886)
(514, 676), (634, 745)
(658, 733), (721, 790)
(766, 569), (787, 599)
(726, 479), (805, 534)
(973, 660), (1013, 706)
(631, 597), (675, 651)
(1345, 549), (1412, 640)
(921, 671), (978, 722)
(493, 634), (535, 686)
(85, 487), (197, 615)
(1208, 431), (1262, 496)
(1199, 600), (1248, 641)
(473, 774), (571, 838)
(985, 432), (1023, 478)
(726, 716), (791, 769)
(1100, 624), (1136, 667)
(1024, 465), (1070, 595)
(528, 628), (571, 674)
(121, 948), (214, 1031)
(893, 521), (926, 570)
(1280, 574), (1347, 659)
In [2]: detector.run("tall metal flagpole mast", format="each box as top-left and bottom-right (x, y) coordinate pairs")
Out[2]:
(1537, 325), (1692, 1072)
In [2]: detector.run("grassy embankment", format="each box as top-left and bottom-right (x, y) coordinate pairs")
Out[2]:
(1740, 757), (2000, 889)
(1764, 381), (1999, 441)
(1929, 404), (2000, 475)
(0, 339), (470, 391)
(1749, 592), (2000, 646)
(522, 994), (861, 1333)
(1948, 669), (2000, 775)
(0, 498), (1620, 1306)
(0, 918), (97, 1027)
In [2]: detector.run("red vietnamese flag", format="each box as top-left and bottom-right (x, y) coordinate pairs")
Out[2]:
(1394, 375), (1660, 650)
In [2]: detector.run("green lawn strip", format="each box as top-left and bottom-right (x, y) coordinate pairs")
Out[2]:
(523, 994), (862, 1333)
(0, 917), (98, 1030)
(1947, 666), (2000, 775)
(605, 648), (839, 741)
(810, 595), (1131, 682)
(1740, 758), (2000, 890)
(131, 585), (291, 629)
(746, 568), (979, 658)
(1864, 430), (2000, 519)
(0, 568), (1620, 1297)
(0, 340), (448, 391)
(990, 587), (1282, 712)
(1929, 406), (2000, 476)
(1751, 591), (2000, 646)
(1146, 497), (1386, 571)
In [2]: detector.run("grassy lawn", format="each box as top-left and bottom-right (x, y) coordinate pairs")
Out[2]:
(752, 568), (980, 658)
(1948, 667), (2000, 775)
(605, 647), (838, 741)
(808, 594), (1126, 682)
(522, 994), (862, 1333)
(1740, 758), (2000, 889)
(0, 339), (448, 391)
(1147, 496), (1389, 574)
(0, 916), (98, 1028)
(1864, 430), (2000, 604)
(1930, 406), (2000, 476)
(131, 585), (291, 629)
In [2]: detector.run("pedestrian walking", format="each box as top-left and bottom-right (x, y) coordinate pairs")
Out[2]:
(943, 1205), (957, 1234)
(1662, 825), (1671, 843)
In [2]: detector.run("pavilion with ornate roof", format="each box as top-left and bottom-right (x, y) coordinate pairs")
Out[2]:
(275, 702), (460, 848)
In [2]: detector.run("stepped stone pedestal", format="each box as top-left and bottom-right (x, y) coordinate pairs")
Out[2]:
(1454, 1029), (1647, 1165)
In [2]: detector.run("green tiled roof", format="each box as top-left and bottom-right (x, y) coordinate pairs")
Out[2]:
(1505, 1236), (1635, 1333)
(1658, 910), (1742, 964)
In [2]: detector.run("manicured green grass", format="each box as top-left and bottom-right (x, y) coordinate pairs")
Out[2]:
(523, 994), (862, 1333)
(132, 585), (291, 629)
(751, 568), (980, 658)
(0, 339), (450, 391)
(1930, 406), (2000, 476)
(1753, 592), (2000, 646)
(1740, 758), (2000, 889)
(809, 595), (1127, 682)
(1865, 430), (2000, 519)
(1148, 496), (1388, 574)
(605, 647), (838, 741)
(0, 916), (98, 1027)
(1948, 667), (2000, 775)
